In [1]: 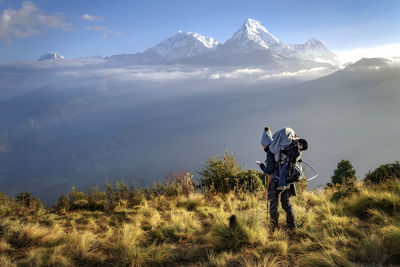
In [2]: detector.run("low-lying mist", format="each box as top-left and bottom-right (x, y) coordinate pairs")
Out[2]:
(0, 58), (399, 204)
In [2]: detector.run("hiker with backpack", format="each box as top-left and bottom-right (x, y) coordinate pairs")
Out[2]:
(257, 126), (308, 230)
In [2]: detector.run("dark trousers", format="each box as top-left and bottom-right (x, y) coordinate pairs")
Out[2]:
(260, 150), (296, 228)
(268, 182), (296, 229)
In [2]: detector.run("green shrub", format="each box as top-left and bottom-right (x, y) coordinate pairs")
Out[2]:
(198, 150), (264, 193)
(365, 161), (400, 184)
(331, 160), (356, 185)
(198, 150), (241, 193)
(236, 169), (264, 192)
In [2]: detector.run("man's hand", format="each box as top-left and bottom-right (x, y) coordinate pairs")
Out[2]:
(256, 160), (262, 166)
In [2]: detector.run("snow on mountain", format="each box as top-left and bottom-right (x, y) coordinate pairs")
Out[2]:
(144, 31), (219, 62)
(222, 18), (286, 51)
(38, 52), (65, 61)
(108, 18), (337, 67)
(291, 38), (337, 63)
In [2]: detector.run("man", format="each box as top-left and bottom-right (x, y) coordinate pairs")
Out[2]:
(257, 126), (305, 230)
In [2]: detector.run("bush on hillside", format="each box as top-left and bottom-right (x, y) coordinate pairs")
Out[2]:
(15, 192), (43, 213)
(365, 161), (400, 184)
(198, 150), (241, 193)
(330, 160), (356, 185)
(164, 171), (195, 196)
(198, 150), (264, 193)
(236, 170), (264, 192)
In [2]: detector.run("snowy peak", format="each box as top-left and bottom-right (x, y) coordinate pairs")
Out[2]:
(38, 52), (65, 61)
(108, 18), (337, 66)
(225, 18), (284, 50)
(181, 31), (219, 48)
(292, 38), (337, 63)
(145, 31), (219, 61)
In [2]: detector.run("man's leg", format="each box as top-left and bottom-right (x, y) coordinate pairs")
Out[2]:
(281, 189), (296, 229)
(268, 188), (279, 230)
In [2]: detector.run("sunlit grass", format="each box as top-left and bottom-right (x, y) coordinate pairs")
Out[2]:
(1, 178), (400, 266)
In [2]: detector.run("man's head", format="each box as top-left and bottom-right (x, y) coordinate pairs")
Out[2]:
(261, 125), (273, 151)
(298, 138), (308, 151)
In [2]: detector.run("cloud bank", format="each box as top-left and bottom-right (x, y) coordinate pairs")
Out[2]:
(335, 43), (400, 64)
(0, 1), (70, 42)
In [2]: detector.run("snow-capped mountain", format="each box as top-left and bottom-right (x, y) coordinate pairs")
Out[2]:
(220, 19), (336, 62)
(222, 18), (285, 51)
(38, 52), (65, 61)
(108, 18), (337, 68)
(145, 31), (219, 62)
(291, 38), (337, 62)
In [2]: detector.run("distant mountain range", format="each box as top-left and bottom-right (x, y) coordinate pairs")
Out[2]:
(40, 19), (338, 69)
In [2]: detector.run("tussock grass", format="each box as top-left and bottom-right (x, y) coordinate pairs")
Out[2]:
(153, 209), (202, 242)
(19, 246), (72, 267)
(209, 211), (268, 251)
(299, 248), (355, 267)
(347, 190), (400, 218)
(381, 225), (400, 263)
(64, 230), (104, 265)
(0, 254), (15, 267)
(2, 178), (400, 266)
(8, 224), (51, 248)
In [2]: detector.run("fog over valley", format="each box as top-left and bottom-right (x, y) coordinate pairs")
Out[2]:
(1, 57), (400, 204)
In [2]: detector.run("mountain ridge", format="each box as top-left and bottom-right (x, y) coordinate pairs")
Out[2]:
(107, 18), (338, 67)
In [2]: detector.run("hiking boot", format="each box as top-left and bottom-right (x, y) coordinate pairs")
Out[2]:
(270, 219), (279, 232)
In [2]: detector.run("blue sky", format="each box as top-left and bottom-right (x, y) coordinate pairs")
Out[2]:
(1, 0), (400, 62)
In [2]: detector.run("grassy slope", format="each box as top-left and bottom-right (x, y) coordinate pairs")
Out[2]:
(1, 179), (400, 267)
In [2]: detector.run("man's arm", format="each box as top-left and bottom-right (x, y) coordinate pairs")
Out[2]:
(258, 150), (276, 175)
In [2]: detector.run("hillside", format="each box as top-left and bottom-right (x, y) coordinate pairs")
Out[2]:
(1, 160), (400, 266)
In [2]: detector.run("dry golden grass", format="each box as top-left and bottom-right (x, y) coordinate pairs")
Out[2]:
(1, 179), (400, 266)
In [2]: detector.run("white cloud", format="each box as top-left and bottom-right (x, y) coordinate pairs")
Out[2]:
(82, 14), (102, 21)
(0, 1), (70, 42)
(209, 67), (331, 81)
(335, 43), (400, 64)
(84, 25), (122, 38)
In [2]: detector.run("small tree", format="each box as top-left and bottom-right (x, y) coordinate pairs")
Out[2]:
(331, 160), (356, 185)
(198, 150), (241, 193)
